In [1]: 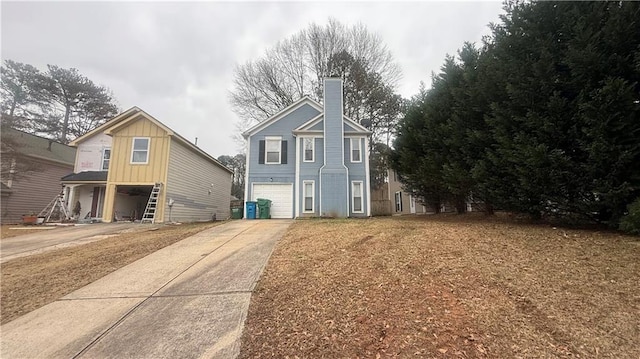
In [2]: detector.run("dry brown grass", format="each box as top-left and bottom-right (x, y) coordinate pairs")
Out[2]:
(239, 214), (640, 358)
(0, 224), (60, 239)
(1, 221), (222, 324)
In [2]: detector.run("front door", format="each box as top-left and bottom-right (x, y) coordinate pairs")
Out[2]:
(89, 187), (106, 218)
(90, 187), (100, 217)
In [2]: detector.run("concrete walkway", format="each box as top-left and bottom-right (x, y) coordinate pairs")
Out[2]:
(1, 222), (147, 263)
(1, 219), (292, 359)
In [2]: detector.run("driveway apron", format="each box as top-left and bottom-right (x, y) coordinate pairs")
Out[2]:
(1, 219), (292, 359)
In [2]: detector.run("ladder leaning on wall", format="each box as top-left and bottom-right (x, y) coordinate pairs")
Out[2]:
(140, 182), (163, 224)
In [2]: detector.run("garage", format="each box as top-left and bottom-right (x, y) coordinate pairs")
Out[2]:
(252, 183), (293, 218)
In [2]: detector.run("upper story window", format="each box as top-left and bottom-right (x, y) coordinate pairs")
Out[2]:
(303, 138), (314, 162)
(350, 138), (362, 163)
(266, 137), (281, 164)
(131, 137), (150, 164)
(102, 148), (111, 170)
(259, 136), (287, 165)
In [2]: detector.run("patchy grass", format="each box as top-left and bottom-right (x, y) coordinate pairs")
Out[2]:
(0, 224), (60, 239)
(239, 214), (640, 358)
(1, 221), (223, 324)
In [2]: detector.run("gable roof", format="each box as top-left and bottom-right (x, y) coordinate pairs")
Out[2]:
(292, 114), (372, 135)
(70, 107), (232, 174)
(104, 111), (175, 137)
(242, 96), (323, 138)
(69, 107), (142, 146)
(242, 96), (373, 138)
(1, 128), (75, 165)
(293, 113), (324, 133)
(342, 115), (371, 133)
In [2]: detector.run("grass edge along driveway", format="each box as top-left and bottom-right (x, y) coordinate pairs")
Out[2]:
(1, 221), (223, 324)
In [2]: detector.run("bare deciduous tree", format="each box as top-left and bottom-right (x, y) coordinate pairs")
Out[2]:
(230, 18), (403, 145)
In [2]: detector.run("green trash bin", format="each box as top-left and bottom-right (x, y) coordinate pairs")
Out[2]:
(256, 198), (272, 219)
(231, 208), (243, 219)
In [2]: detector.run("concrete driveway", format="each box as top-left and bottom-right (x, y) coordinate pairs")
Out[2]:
(1, 222), (147, 263)
(1, 219), (292, 359)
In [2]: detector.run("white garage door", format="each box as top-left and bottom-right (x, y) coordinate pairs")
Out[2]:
(252, 183), (294, 219)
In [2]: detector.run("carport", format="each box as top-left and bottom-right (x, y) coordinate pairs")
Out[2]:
(112, 185), (153, 221)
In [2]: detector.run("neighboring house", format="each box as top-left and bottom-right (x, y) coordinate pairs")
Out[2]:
(387, 169), (429, 215)
(61, 107), (233, 223)
(1, 128), (76, 223)
(243, 78), (372, 218)
(386, 168), (481, 214)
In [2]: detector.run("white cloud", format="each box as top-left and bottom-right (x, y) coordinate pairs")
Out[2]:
(1, 1), (504, 157)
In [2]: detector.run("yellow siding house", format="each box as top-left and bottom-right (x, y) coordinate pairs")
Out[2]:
(62, 107), (232, 223)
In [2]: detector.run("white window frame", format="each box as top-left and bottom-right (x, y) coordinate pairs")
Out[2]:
(410, 194), (416, 213)
(302, 180), (315, 213)
(350, 138), (362, 163)
(395, 191), (402, 212)
(265, 136), (282, 165)
(101, 147), (111, 171)
(303, 137), (314, 162)
(130, 137), (150, 164)
(351, 181), (364, 213)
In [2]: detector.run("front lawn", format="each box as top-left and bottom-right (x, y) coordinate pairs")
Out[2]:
(240, 214), (639, 358)
(1, 221), (223, 324)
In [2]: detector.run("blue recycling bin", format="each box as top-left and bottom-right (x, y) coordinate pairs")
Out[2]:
(246, 201), (257, 219)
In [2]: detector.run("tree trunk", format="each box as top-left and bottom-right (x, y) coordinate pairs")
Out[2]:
(61, 103), (70, 143)
(484, 202), (495, 215)
(430, 200), (441, 214)
(455, 197), (467, 214)
(9, 100), (16, 117)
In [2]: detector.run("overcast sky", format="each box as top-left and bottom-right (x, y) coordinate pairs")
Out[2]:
(2, 1), (504, 158)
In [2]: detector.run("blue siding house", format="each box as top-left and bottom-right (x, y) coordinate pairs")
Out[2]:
(243, 78), (372, 218)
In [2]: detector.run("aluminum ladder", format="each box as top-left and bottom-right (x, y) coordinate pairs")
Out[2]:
(141, 182), (162, 224)
(38, 191), (71, 222)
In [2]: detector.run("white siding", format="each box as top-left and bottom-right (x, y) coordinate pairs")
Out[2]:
(75, 133), (112, 172)
(165, 140), (232, 222)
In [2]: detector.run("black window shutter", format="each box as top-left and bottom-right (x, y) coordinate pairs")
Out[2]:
(258, 140), (265, 164)
(281, 140), (288, 164)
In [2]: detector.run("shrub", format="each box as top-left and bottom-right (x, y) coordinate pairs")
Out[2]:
(619, 197), (640, 235)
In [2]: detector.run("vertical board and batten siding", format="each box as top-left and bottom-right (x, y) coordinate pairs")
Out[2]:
(1, 159), (74, 223)
(102, 117), (170, 222)
(165, 140), (232, 222)
(106, 118), (170, 183)
(246, 103), (321, 210)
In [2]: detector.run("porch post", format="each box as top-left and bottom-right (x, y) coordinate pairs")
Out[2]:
(65, 185), (78, 218)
